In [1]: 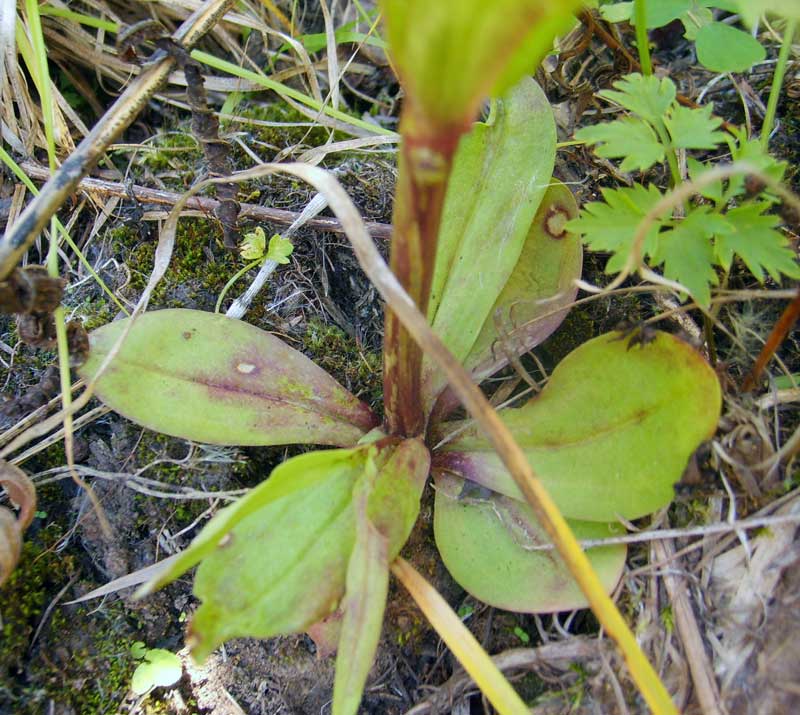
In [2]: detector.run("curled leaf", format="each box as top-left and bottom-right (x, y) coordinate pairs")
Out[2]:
(380, 0), (579, 131)
(0, 460), (36, 585)
(80, 309), (378, 448)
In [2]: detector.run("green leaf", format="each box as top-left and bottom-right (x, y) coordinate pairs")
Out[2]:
(379, 0), (579, 129)
(664, 104), (726, 150)
(687, 157), (725, 205)
(714, 204), (800, 281)
(695, 22), (766, 73)
(680, 5), (713, 41)
(423, 77), (555, 405)
(265, 234), (294, 264)
(599, 2), (634, 24)
(141, 440), (428, 664)
(433, 472), (627, 613)
(239, 226), (267, 260)
(332, 485), (389, 715)
(79, 310), (378, 448)
(725, 127), (788, 199)
(433, 331), (721, 522)
(566, 183), (664, 273)
(601, 0), (694, 27)
(130, 649), (182, 695)
(465, 181), (582, 383)
(599, 73), (676, 126)
(576, 117), (665, 172)
(652, 208), (729, 306)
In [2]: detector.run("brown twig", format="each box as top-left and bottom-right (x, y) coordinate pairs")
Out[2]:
(19, 161), (393, 241)
(653, 539), (726, 715)
(741, 286), (800, 392)
(577, 8), (738, 133)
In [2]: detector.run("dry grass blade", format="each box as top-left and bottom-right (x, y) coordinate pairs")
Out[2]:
(0, 459), (36, 585)
(0, 0), (237, 281)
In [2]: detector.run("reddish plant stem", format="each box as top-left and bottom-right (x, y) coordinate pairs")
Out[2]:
(383, 125), (458, 437)
(741, 285), (800, 392)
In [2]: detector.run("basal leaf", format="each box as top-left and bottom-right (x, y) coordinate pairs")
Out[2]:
(333, 484), (389, 715)
(379, 0), (579, 130)
(695, 22), (766, 73)
(576, 117), (665, 172)
(423, 77), (555, 406)
(433, 331), (721, 522)
(652, 208), (729, 306)
(714, 204), (800, 282)
(664, 104), (726, 150)
(140, 448), (368, 599)
(141, 439), (428, 663)
(433, 472), (626, 613)
(80, 309), (378, 448)
(466, 181), (582, 383)
(566, 183), (664, 273)
(599, 74), (676, 126)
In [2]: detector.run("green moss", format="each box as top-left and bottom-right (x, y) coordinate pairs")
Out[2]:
(229, 102), (334, 150)
(0, 525), (75, 675)
(302, 319), (383, 412)
(125, 131), (201, 189)
(0, 522), (160, 715)
(122, 218), (240, 310)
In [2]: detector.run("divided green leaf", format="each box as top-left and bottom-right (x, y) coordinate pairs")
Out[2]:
(713, 203), (800, 281)
(664, 104), (725, 150)
(575, 117), (664, 172)
(651, 208), (729, 306)
(566, 183), (664, 273)
(599, 73), (676, 126)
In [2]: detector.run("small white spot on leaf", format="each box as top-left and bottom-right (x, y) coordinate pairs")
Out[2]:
(236, 362), (256, 374)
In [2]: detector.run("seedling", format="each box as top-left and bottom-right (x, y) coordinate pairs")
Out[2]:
(129, 642), (182, 696)
(73, 3), (722, 714)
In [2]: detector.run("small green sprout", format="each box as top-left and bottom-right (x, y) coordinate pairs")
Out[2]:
(239, 227), (294, 264)
(513, 626), (530, 644)
(130, 642), (182, 696)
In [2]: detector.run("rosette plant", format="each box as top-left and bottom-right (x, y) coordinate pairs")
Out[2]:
(79, 2), (720, 713)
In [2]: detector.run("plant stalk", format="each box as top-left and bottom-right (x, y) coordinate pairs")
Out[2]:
(383, 125), (458, 436)
(761, 18), (797, 149)
(634, 0), (652, 75)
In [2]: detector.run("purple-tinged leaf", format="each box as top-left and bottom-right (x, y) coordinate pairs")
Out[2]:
(80, 309), (378, 447)
(333, 483), (389, 715)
